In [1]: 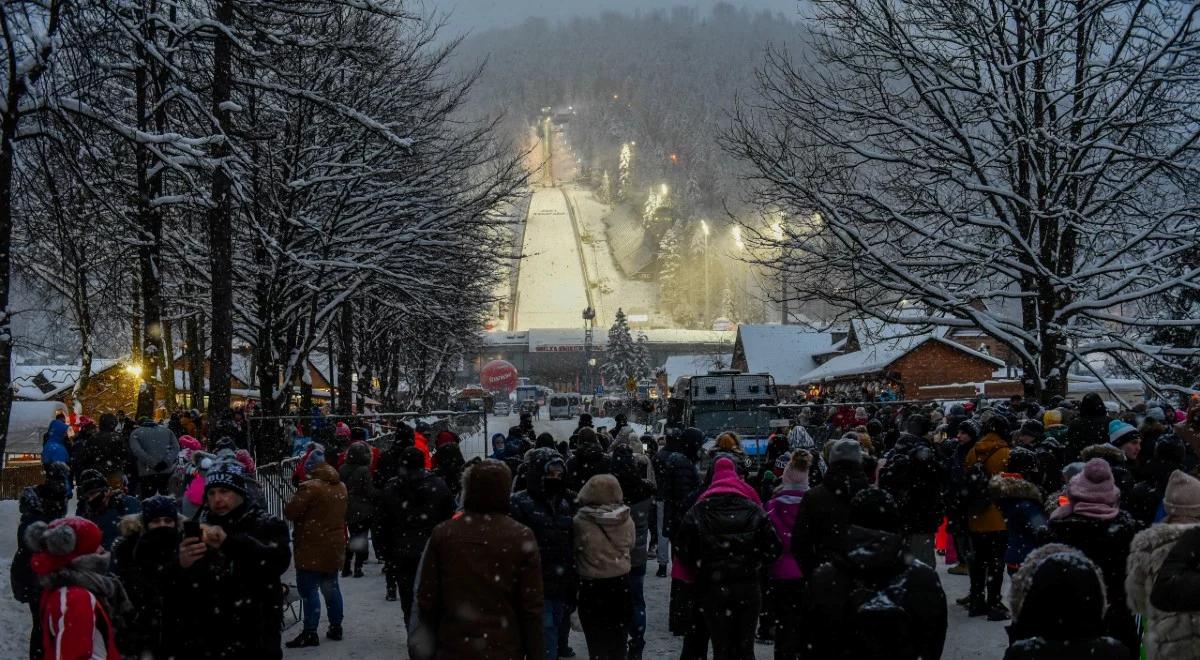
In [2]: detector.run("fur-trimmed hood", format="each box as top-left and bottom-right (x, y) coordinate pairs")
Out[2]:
(117, 513), (186, 538)
(1081, 443), (1125, 464)
(990, 473), (1043, 503)
(1011, 543), (1107, 619)
(578, 473), (625, 507)
(1125, 522), (1200, 659)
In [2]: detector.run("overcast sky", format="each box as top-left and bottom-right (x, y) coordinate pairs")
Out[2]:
(427, 0), (802, 37)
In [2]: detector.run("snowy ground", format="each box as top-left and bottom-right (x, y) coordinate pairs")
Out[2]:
(513, 186), (592, 330)
(565, 183), (660, 330)
(0, 420), (1009, 658)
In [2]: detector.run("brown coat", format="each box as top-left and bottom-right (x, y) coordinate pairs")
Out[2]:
(573, 474), (635, 579)
(966, 433), (1011, 533)
(411, 460), (544, 660)
(284, 462), (348, 572)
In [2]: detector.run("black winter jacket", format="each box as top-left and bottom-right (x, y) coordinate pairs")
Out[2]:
(879, 434), (948, 535)
(111, 518), (183, 658)
(660, 447), (700, 538)
(791, 462), (869, 576)
(177, 503), (292, 660)
(803, 525), (948, 660)
(340, 443), (376, 526)
(375, 469), (455, 561)
(510, 448), (577, 600)
(1064, 393), (1110, 460)
(673, 492), (781, 587)
(73, 430), (130, 478)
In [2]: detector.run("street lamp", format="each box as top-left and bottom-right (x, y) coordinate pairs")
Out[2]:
(700, 220), (710, 324)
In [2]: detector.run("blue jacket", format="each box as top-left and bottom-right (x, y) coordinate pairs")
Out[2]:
(991, 474), (1046, 566)
(77, 493), (141, 550)
(41, 439), (70, 468)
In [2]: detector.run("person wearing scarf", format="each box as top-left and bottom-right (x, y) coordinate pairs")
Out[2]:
(673, 456), (782, 660)
(764, 450), (813, 657)
(26, 517), (132, 659)
(1038, 457), (1143, 653)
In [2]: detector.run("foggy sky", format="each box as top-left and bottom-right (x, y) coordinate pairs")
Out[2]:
(428, 0), (802, 36)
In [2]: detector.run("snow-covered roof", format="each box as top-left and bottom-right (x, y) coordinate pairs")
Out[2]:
(486, 328), (736, 350)
(662, 353), (734, 384)
(801, 335), (1003, 383)
(735, 325), (835, 386)
(11, 360), (122, 401)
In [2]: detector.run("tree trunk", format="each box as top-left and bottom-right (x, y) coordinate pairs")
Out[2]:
(135, 16), (166, 420)
(337, 302), (354, 415)
(186, 313), (204, 410)
(206, 0), (236, 415)
(161, 317), (177, 412)
(131, 273), (143, 366)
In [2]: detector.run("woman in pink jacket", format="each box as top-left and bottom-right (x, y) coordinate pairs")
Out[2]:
(764, 450), (813, 660)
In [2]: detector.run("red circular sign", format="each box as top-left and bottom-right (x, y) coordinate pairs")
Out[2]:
(481, 360), (519, 393)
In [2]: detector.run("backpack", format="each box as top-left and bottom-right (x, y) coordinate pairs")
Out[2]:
(963, 461), (993, 515)
(846, 580), (915, 658)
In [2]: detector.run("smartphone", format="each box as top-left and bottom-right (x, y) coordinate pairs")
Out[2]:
(183, 520), (202, 539)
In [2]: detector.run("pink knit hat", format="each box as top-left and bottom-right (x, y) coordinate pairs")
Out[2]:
(178, 435), (202, 451)
(700, 457), (761, 504)
(1063, 458), (1120, 520)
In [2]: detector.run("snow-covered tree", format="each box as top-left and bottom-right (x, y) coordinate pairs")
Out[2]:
(603, 308), (639, 386)
(617, 143), (633, 202)
(634, 332), (652, 381)
(598, 170), (612, 203)
(658, 226), (682, 317)
(728, 0), (1200, 401)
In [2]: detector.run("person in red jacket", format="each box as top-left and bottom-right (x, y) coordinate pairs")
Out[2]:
(25, 516), (129, 660)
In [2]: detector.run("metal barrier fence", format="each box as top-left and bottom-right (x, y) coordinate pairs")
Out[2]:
(256, 457), (299, 520)
(1, 453), (43, 500)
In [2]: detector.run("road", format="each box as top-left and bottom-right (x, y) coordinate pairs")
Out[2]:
(513, 185), (592, 330)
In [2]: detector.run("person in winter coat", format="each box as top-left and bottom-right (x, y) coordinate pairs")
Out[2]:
(177, 463), (291, 660)
(11, 466), (69, 660)
(567, 427), (611, 492)
(791, 438), (869, 576)
(964, 416), (1012, 619)
(990, 448), (1047, 573)
(1005, 543), (1128, 660)
(573, 474), (636, 660)
(1038, 457), (1142, 655)
(489, 432), (507, 459)
(510, 447), (576, 660)
(75, 469), (141, 550)
(72, 413), (129, 489)
(432, 438), (466, 502)
(375, 447), (455, 618)
(40, 416), (70, 473)
(1129, 434), (1188, 526)
(802, 488), (948, 660)
(765, 449), (811, 660)
(1065, 392), (1111, 460)
(26, 517), (131, 660)
(283, 451), (348, 648)
(129, 418), (180, 497)
(878, 413), (947, 567)
(611, 443), (655, 659)
(1080, 442), (1137, 510)
(409, 460), (544, 660)
(673, 456), (782, 660)
(659, 427), (701, 577)
(340, 441), (375, 578)
(1126, 470), (1200, 660)
(110, 495), (183, 659)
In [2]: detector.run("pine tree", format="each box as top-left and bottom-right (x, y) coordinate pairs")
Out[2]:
(658, 226), (681, 317)
(634, 332), (652, 380)
(603, 308), (639, 386)
(618, 143), (632, 202)
(720, 280), (735, 322)
(598, 170), (612, 203)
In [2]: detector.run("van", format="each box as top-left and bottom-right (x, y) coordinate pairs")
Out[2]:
(548, 395), (573, 420)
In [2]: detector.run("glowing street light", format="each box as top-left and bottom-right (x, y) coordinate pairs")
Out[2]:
(125, 363), (143, 379)
(661, 183), (669, 196)
(700, 220), (711, 321)
(700, 219), (710, 236)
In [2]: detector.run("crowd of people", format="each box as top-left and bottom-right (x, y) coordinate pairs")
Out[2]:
(8, 394), (1200, 659)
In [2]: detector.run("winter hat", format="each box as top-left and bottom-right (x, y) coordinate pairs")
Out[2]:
(1059, 458), (1120, 520)
(435, 430), (458, 447)
(849, 488), (900, 534)
(1043, 409), (1063, 427)
(1005, 447), (1040, 477)
(335, 422), (352, 439)
(401, 446), (426, 471)
(204, 463), (248, 498)
(462, 459), (512, 514)
(782, 449), (813, 488)
(904, 414), (931, 438)
(304, 447), (326, 473)
(535, 432), (557, 450)
(24, 517), (104, 576)
(351, 426), (368, 442)
(233, 449), (256, 475)
(1108, 420), (1139, 447)
(578, 413), (593, 428)
(77, 469), (108, 500)
(178, 435), (202, 452)
(982, 414), (1011, 439)
(1009, 544), (1107, 640)
(828, 438), (863, 466)
(140, 495), (178, 524)
(1018, 420), (1045, 442)
(1164, 470), (1200, 522)
(957, 418), (982, 443)
(1062, 461), (1085, 482)
(1147, 407), (1167, 423)
(855, 407), (869, 422)
(701, 456), (760, 504)
(948, 403), (967, 417)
